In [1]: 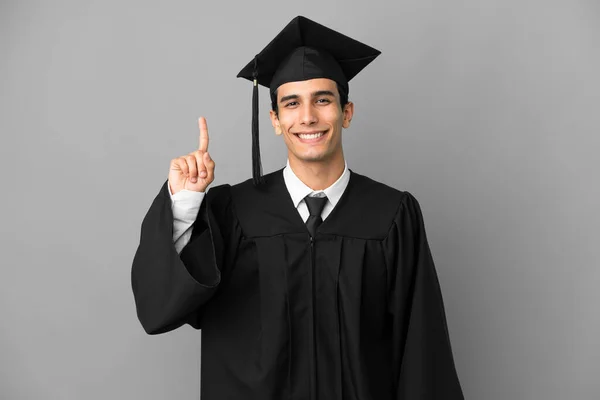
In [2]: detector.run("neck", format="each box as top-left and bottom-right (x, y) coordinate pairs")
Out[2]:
(288, 152), (346, 191)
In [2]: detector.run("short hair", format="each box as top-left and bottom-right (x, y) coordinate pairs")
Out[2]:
(270, 82), (349, 116)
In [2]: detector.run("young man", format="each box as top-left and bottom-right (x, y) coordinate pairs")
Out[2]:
(132, 16), (464, 400)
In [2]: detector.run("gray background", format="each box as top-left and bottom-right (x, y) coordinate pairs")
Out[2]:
(1, 0), (598, 399)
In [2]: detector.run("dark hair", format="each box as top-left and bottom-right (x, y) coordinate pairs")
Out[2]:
(270, 82), (349, 116)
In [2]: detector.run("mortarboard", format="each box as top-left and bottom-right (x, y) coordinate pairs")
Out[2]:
(237, 16), (381, 185)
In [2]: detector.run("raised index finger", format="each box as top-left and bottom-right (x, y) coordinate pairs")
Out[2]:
(198, 116), (209, 151)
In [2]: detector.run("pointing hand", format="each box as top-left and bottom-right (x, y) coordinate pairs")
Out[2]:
(168, 117), (215, 194)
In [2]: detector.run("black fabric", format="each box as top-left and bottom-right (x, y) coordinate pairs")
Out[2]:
(131, 168), (464, 399)
(304, 195), (328, 238)
(237, 16), (381, 92)
(269, 46), (348, 95)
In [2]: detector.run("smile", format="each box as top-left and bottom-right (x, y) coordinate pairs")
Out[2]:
(295, 131), (327, 141)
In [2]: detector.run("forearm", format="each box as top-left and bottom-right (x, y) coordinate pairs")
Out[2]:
(169, 178), (206, 253)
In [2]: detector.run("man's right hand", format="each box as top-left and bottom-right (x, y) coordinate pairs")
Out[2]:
(168, 117), (215, 194)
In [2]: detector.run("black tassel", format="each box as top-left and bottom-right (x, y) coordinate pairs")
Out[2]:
(251, 57), (264, 186)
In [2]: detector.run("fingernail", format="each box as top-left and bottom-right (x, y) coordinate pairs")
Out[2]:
(200, 171), (207, 177)
(191, 177), (197, 183)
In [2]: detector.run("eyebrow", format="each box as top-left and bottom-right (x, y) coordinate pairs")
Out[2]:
(279, 90), (336, 104)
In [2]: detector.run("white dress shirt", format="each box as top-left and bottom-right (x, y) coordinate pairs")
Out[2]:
(168, 159), (350, 253)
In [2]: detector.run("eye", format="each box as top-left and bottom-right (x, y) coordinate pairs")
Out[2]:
(316, 98), (331, 104)
(284, 101), (298, 108)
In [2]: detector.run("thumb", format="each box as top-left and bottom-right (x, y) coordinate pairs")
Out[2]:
(204, 152), (215, 180)
(204, 151), (213, 165)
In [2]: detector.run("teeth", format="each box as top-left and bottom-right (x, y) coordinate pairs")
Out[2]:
(298, 132), (324, 139)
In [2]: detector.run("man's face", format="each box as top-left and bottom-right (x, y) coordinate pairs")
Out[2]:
(270, 78), (353, 165)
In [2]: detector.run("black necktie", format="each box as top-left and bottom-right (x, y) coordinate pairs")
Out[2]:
(304, 195), (328, 238)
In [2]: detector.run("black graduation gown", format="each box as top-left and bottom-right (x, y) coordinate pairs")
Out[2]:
(131, 168), (464, 400)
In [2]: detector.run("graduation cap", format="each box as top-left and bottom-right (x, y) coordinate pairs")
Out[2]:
(237, 15), (381, 185)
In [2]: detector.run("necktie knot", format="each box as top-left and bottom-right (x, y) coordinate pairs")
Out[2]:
(304, 195), (328, 217)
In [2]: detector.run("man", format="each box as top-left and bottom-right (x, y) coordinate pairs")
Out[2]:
(132, 16), (464, 400)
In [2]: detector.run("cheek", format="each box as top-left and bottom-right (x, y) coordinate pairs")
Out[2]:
(279, 117), (296, 134)
(323, 108), (343, 124)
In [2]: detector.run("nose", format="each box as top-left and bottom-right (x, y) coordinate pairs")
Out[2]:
(299, 103), (317, 126)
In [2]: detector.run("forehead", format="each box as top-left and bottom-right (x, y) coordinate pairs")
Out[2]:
(276, 78), (338, 98)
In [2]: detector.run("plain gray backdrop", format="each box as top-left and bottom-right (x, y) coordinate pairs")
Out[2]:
(1, 0), (599, 399)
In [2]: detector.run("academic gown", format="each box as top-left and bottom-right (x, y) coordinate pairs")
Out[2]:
(131, 168), (464, 400)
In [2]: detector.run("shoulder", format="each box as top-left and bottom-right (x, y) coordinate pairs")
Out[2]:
(350, 171), (428, 232)
(230, 169), (282, 191)
(349, 170), (406, 197)
(206, 182), (232, 201)
(348, 170), (412, 213)
(314, 170), (414, 239)
(226, 170), (292, 235)
(354, 172), (429, 232)
(348, 172), (431, 243)
(229, 169), (286, 206)
(207, 168), (282, 200)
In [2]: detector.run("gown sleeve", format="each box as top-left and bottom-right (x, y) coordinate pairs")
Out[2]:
(131, 180), (241, 335)
(384, 192), (464, 399)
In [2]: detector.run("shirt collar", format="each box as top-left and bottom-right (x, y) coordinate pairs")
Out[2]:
(283, 159), (350, 208)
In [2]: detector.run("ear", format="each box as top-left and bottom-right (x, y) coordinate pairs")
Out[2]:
(342, 101), (354, 129)
(269, 109), (283, 135)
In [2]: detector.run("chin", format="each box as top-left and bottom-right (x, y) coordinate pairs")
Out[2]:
(295, 152), (330, 163)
